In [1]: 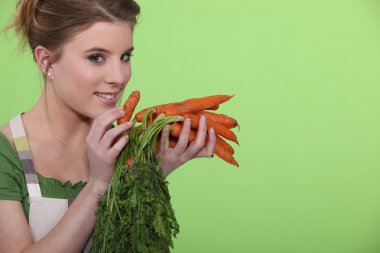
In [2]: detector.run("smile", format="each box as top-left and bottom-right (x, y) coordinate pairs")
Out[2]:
(94, 92), (119, 105)
(94, 92), (117, 100)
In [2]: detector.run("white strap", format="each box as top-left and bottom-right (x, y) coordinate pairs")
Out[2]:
(9, 113), (42, 198)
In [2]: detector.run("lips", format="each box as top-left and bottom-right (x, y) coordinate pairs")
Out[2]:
(94, 92), (117, 100)
(94, 91), (119, 105)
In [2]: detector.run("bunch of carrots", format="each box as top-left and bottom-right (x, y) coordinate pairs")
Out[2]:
(117, 90), (239, 167)
(91, 90), (239, 252)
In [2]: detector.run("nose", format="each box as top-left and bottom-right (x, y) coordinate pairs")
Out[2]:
(105, 60), (131, 86)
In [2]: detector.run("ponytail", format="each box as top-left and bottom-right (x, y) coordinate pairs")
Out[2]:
(14, 0), (41, 49)
(1, 0), (41, 51)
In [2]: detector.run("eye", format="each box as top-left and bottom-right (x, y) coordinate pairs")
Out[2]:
(88, 54), (105, 64)
(121, 53), (133, 62)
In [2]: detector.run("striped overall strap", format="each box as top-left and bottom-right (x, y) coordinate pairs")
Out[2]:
(9, 113), (42, 198)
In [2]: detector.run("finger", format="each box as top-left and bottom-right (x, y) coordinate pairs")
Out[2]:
(87, 108), (125, 143)
(156, 125), (170, 160)
(108, 134), (129, 159)
(174, 119), (191, 154)
(159, 125), (170, 152)
(194, 127), (216, 158)
(102, 121), (135, 148)
(185, 115), (208, 157)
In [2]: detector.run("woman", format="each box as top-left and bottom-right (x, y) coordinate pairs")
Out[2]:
(0, 0), (216, 252)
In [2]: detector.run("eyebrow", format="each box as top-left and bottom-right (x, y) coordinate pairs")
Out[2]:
(84, 46), (134, 53)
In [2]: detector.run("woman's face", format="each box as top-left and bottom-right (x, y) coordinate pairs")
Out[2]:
(49, 21), (134, 119)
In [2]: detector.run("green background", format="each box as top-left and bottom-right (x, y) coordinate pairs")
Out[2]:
(1, 0), (380, 252)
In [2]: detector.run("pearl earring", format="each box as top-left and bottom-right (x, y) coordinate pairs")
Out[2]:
(47, 69), (52, 77)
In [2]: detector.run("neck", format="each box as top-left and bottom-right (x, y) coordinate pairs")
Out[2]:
(23, 84), (92, 149)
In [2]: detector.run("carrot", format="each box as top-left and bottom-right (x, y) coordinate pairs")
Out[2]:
(169, 122), (239, 167)
(155, 102), (180, 115)
(169, 123), (182, 137)
(117, 90), (140, 125)
(164, 95), (234, 116)
(183, 113), (238, 144)
(214, 142), (239, 167)
(125, 156), (134, 168)
(204, 131), (237, 165)
(140, 105), (219, 123)
(215, 135), (235, 154)
(156, 136), (179, 153)
(171, 97), (220, 111)
(194, 111), (238, 129)
(135, 102), (178, 122)
(169, 137), (178, 148)
(208, 105), (219, 110)
(169, 123), (197, 141)
(182, 114), (199, 128)
(135, 109), (155, 122)
(134, 97), (221, 122)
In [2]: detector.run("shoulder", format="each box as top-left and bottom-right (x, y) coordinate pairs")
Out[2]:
(0, 123), (21, 173)
(0, 123), (25, 201)
(0, 123), (16, 151)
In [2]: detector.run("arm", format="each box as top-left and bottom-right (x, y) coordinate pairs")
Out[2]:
(0, 182), (102, 253)
(0, 108), (133, 253)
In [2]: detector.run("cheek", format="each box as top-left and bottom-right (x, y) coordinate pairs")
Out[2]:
(66, 63), (101, 91)
(125, 66), (132, 82)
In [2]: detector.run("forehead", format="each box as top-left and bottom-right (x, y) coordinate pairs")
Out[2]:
(63, 21), (133, 52)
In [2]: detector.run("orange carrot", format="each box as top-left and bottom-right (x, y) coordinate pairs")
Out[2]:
(214, 142), (239, 167)
(134, 96), (221, 122)
(169, 137), (178, 148)
(208, 105), (219, 110)
(182, 114), (199, 128)
(183, 113), (238, 144)
(134, 108), (153, 121)
(156, 136), (178, 153)
(194, 111), (238, 129)
(169, 123), (197, 141)
(169, 123), (182, 137)
(155, 102), (180, 115)
(125, 156), (134, 168)
(204, 132), (238, 166)
(215, 135), (235, 154)
(135, 102), (178, 122)
(164, 95), (234, 116)
(172, 97), (219, 111)
(169, 122), (239, 166)
(117, 90), (140, 125)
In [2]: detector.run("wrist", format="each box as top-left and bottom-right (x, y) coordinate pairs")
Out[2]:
(86, 179), (108, 198)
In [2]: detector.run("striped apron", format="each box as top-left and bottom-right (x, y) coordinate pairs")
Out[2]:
(9, 113), (93, 252)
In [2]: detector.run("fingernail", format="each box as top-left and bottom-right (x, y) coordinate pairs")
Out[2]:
(186, 119), (191, 126)
(202, 115), (206, 123)
(210, 127), (214, 133)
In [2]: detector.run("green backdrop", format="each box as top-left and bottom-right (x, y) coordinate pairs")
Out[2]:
(2, 1), (380, 252)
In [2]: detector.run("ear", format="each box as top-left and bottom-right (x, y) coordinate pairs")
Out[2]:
(34, 45), (52, 75)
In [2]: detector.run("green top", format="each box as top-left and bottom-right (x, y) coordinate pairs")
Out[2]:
(0, 131), (86, 220)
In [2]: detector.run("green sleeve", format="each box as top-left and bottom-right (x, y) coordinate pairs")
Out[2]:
(0, 133), (24, 201)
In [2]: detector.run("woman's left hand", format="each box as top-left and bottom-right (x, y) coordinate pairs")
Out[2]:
(156, 115), (216, 177)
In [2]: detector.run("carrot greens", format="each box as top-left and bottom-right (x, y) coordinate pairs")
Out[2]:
(91, 109), (182, 253)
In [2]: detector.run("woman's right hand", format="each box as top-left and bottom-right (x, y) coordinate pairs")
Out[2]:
(85, 107), (134, 196)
